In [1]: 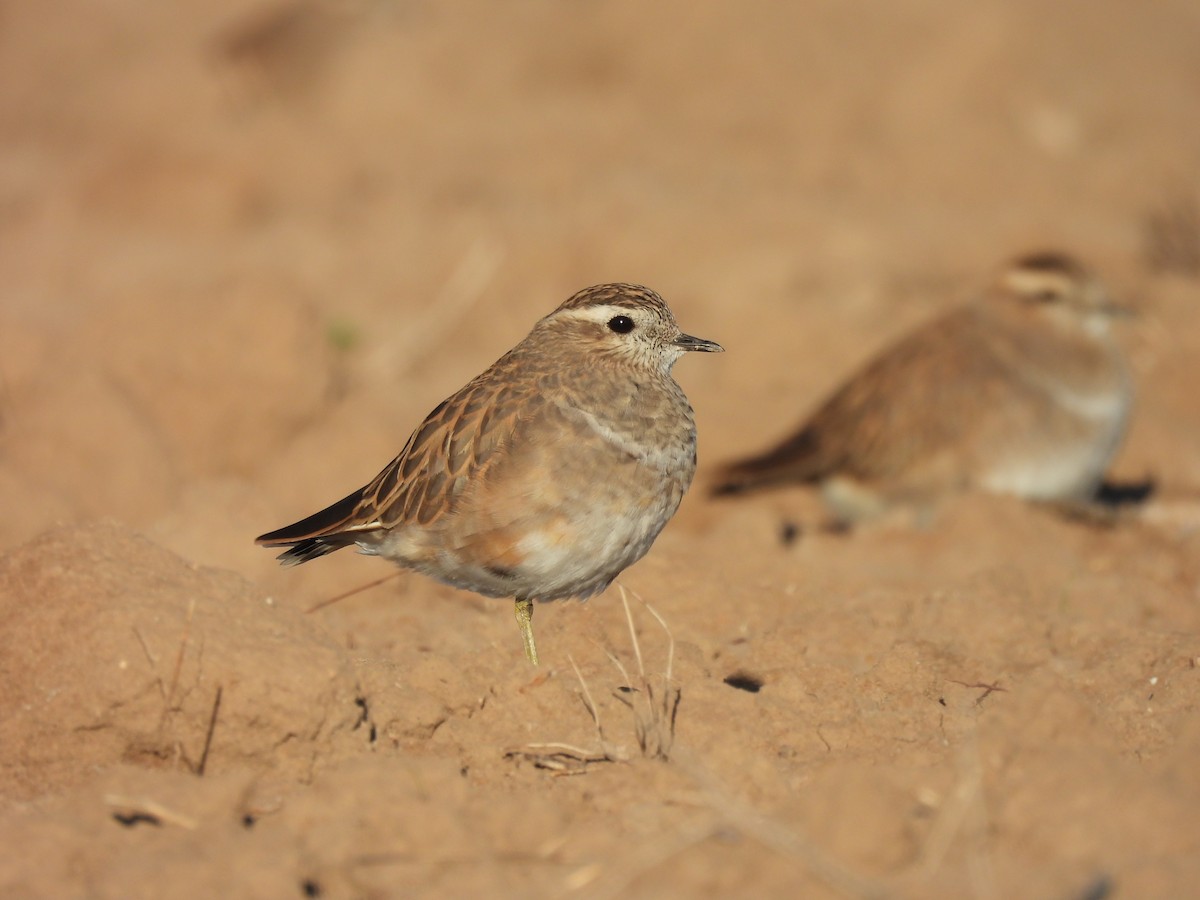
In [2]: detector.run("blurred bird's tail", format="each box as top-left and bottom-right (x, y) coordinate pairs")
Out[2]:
(709, 427), (831, 496)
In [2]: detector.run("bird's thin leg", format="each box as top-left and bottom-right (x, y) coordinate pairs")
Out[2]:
(514, 598), (539, 666)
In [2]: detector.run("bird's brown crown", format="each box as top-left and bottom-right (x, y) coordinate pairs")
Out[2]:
(554, 283), (670, 314)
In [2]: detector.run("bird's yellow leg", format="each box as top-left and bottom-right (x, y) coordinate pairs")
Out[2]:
(514, 598), (539, 666)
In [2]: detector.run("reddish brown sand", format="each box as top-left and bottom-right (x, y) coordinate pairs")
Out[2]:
(2, 1), (1199, 897)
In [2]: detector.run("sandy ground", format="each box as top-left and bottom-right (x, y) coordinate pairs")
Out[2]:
(2, 1), (1200, 897)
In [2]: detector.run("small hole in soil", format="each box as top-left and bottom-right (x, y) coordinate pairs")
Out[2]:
(779, 520), (801, 547)
(723, 672), (764, 693)
(300, 878), (322, 897)
(241, 813), (256, 829)
(353, 696), (377, 743)
(112, 811), (161, 828)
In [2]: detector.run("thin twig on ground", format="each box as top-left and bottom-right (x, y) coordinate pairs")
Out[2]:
(306, 571), (402, 614)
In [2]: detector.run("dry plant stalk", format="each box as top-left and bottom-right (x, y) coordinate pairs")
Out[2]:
(306, 571), (402, 614)
(105, 795), (199, 830)
(505, 585), (680, 774)
(130, 598), (226, 775)
(609, 586), (680, 761)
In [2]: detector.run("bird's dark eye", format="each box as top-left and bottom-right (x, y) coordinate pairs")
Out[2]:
(607, 315), (635, 334)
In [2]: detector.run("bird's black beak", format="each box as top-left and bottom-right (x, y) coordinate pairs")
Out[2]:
(674, 333), (724, 352)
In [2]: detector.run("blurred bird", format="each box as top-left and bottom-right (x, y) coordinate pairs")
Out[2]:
(711, 253), (1133, 524)
(258, 283), (722, 664)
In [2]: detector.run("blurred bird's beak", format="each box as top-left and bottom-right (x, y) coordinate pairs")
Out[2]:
(674, 333), (724, 352)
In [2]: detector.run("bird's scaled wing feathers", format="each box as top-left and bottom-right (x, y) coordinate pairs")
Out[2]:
(256, 352), (538, 557)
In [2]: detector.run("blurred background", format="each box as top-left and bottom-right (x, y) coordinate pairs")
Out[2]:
(3, 3), (1200, 896)
(3, 0), (1199, 582)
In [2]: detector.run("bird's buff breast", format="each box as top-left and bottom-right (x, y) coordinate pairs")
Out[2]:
(378, 388), (697, 602)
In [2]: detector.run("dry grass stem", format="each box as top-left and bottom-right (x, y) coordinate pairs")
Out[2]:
(504, 654), (629, 774)
(507, 588), (681, 771)
(196, 685), (223, 777)
(105, 795), (199, 830)
(306, 571), (402, 614)
(611, 584), (680, 761)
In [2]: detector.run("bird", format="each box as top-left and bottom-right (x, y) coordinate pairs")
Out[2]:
(711, 252), (1133, 525)
(257, 283), (723, 664)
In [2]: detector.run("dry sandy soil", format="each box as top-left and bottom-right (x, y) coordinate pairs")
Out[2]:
(2, 1), (1200, 897)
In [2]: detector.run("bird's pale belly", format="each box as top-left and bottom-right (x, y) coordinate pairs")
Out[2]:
(511, 477), (679, 599)
(978, 437), (1114, 500)
(977, 390), (1128, 501)
(384, 452), (690, 603)
(512, 486), (683, 601)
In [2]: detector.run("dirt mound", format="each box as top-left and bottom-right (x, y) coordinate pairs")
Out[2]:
(2, 0), (1200, 896)
(0, 522), (363, 802)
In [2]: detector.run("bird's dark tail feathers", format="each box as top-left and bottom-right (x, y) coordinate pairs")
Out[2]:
(255, 487), (372, 566)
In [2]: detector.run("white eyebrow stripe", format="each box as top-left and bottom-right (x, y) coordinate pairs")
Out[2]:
(1002, 269), (1074, 297)
(556, 304), (635, 325)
